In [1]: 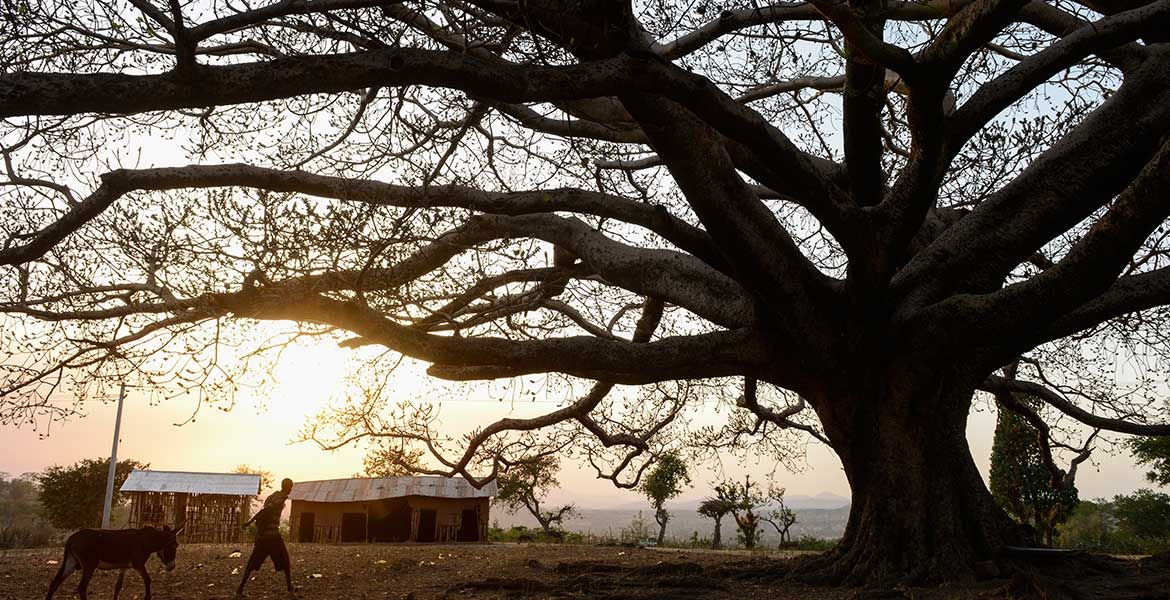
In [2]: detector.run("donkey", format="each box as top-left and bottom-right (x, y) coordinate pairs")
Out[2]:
(45, 524), (182, 600)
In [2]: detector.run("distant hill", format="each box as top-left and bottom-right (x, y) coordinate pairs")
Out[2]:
(491, 503), (850, 544)
(594, 491), (849, 513)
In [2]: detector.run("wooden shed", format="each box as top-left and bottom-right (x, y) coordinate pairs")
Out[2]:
(289, 476), (496, 544)
(121, 469), (261, 543)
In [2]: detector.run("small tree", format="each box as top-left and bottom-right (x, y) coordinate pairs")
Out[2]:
(620, 511), (654, 543)
(724, 476), (766, 549)
(640, 452), (691, 545)
(697, 483), (737, 550)
(989, 394), (1079, 545)
(36, 458), (146, 530)
(1129, 436), (1170, 487)
(494, 455), (575, 539)
(761, 485), (798, 546)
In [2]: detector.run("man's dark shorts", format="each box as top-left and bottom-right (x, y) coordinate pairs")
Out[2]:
(246, 534), (290, 571)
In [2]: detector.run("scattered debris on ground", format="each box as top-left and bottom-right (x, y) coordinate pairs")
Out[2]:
(3, 543), (1165, 600)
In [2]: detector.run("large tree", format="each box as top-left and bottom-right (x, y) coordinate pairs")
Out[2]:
(3, 0), (1170, 585)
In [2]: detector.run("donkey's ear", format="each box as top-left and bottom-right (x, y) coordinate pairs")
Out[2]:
(163, 525), (172, 532)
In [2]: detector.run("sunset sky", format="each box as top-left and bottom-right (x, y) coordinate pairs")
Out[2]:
(0, 338), (1159, 507)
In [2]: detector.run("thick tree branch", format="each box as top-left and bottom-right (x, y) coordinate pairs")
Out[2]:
(951, 1), (1170, 149)
(0, 164), (723, 274)
(620, 95), (837, 341)
(980, 375), (1170, 436)
(809, 0), (915, 76)
(212, 290), (764, 384)
(0, 50), (648, 118)
(927, 137), (1170, 348)
(895, 51), (1170, 308)
(1042, 266), (1170, 343)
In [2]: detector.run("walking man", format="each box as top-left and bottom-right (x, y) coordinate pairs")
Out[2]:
(237, 478), (294, 597)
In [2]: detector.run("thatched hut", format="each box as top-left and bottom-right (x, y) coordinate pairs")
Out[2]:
(121, 469), (260, 543)
(289, 476), (496, 543)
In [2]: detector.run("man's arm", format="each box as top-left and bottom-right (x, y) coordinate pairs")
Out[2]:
(243, 505), (270, 528)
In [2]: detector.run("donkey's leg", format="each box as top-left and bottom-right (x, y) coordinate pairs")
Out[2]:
(113, 569), (126, 600)
(44, 552), (78, 600)
(76, 566), (94, 600)
(134, 565), (152, 600)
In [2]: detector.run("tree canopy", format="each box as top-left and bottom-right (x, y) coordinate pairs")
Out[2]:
(1128, 436), (1170, 487)
(35, 458), (146, 530)
(493, 454), (576, 537)
(989, 393), (1081, 545)
(3, 0), (1170, 584)
(640, 451), (690, 544)
(0, 472), (52, 548)
(698, 484), (739, 550)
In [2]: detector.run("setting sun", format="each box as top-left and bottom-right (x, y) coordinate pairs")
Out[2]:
(267, 343), (351, 420)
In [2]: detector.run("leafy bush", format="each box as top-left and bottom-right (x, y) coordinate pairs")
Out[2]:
(784, 535), (837, 552)
(487, 525), (581, 544)
(1058, 493), (1170, 555)
(0, 473), (57, 549)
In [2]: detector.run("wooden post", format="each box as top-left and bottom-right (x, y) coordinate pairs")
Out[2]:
(101, 382), (128, 529)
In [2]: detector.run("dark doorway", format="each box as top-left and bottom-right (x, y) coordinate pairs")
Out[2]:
(417, 509), (437, 543)
(368, 498), (412, 542)
(297, 513), (315, 543)
(459, 508), (479, 542)
(341, 512), (367, 543)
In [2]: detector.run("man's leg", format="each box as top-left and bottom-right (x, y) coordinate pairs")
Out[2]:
(275, 539), (294, 594)
(237, 542), (266, 596)
(236, 566), (256, 596)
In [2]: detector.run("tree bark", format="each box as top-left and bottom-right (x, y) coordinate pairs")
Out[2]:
(654, 507), (669, 546)
(801, 364), (1029, 585)
(711, 516), (722, 550)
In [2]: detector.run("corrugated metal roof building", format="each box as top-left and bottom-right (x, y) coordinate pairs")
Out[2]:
(121, 469), (260, 543)
(289, 476), (496, 544)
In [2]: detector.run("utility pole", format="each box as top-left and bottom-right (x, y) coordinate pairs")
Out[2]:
(101, 382), (127, 529)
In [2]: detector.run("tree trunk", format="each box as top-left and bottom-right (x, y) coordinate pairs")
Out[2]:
(712, 516), (722, 550)
(800, 366), (1030, 585)
(534, 513), (553, 538)
(655, 508), (669, 546)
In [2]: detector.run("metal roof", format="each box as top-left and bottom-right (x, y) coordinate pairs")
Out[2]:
(289, 476), (497, 503)
(120, 469), (261, 496)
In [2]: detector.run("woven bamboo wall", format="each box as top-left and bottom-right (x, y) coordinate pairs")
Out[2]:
(127, 491), (251, 543)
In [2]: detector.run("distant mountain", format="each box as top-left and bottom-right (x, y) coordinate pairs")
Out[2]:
(491, 504), (850, 544)
(588, 491), (849, 513)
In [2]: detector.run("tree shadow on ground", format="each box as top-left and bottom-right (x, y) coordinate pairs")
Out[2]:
(445, 552), (1170, 600)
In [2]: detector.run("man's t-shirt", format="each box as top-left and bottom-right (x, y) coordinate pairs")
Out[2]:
(254, 490), (289, 538)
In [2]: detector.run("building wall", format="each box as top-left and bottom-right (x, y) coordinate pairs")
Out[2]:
(127, 492), (249, 543)
(290, 496), (490, 543)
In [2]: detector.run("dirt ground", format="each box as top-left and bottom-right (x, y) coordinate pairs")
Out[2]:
(2, 542), (1167, 600)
